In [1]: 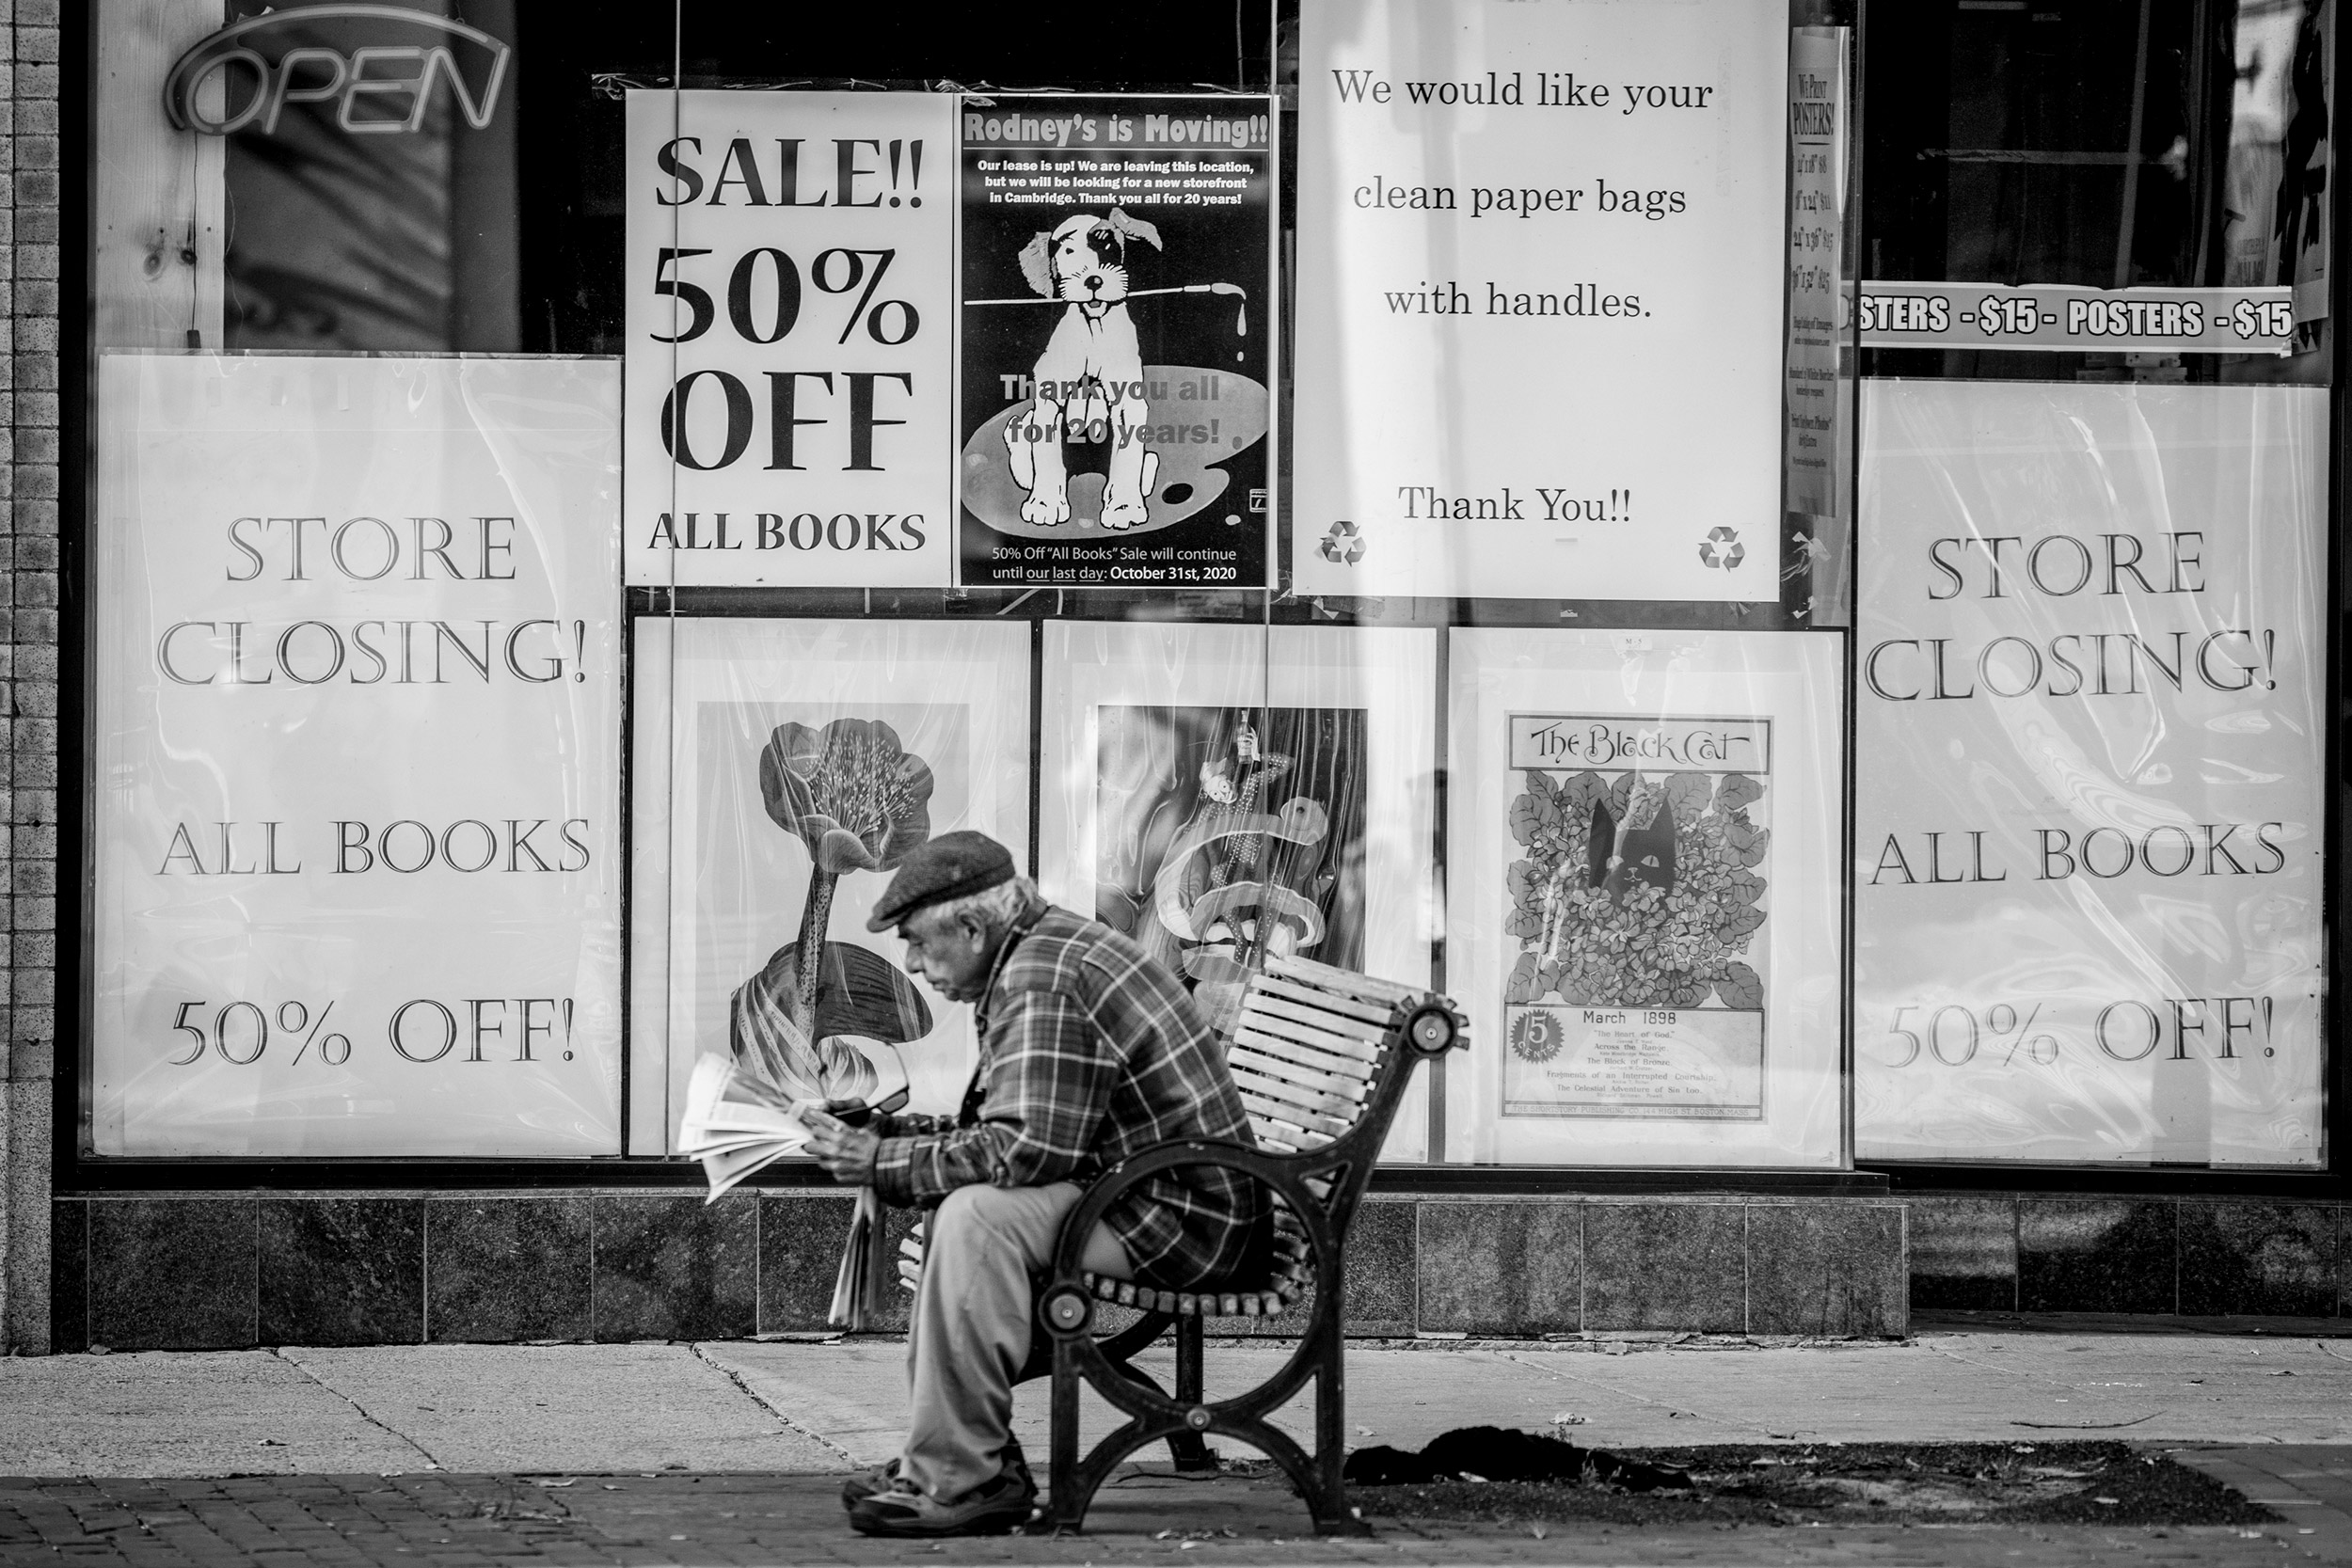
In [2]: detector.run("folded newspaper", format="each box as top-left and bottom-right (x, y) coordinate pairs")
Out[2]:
(678, 1047), (910, 1198)
(679, 1047), (911, 1329)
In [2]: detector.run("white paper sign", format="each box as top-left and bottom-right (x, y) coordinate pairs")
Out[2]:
(92, 355), (623, 1157)
(625, 91), (955, 587)
(1854, 381), (2327, 1167)
(1293, 0), (1788, 601)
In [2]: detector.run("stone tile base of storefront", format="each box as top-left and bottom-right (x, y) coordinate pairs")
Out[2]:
(44, 1190), (1911, 1352)
(1908, 1192), (2352, 1320)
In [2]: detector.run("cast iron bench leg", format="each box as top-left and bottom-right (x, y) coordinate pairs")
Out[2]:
(1048, 1338), (1086, 1530)
(1304, 1326), (1363, 1534)
(1168, 1315), (1216, 1474)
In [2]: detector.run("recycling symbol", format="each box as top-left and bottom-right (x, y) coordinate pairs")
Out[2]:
(1320, 519), (1365, 565)
(1698, 526), (1745, 569)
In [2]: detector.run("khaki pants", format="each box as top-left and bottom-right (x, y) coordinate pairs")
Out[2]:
(902, 1182), (1130, 1501)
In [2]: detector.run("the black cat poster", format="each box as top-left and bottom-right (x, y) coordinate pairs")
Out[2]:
(1501, 714), (1772, 1120)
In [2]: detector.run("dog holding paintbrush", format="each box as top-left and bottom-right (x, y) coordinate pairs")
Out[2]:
(1004, 209), (1165, 531)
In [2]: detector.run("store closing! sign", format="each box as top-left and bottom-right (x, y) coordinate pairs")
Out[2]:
(92, 356), (623, 1157)
(1854, 380), (2325, 1166)
(1291, 0), (1788, 601)
(625, 92), (955, 587)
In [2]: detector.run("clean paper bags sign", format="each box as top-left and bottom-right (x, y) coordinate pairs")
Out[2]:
(92, 355), (623, 1156)
(625, 91), (955, 587)
(1293, 0), (1788, 601)
(1854, 381), (2325, 1166)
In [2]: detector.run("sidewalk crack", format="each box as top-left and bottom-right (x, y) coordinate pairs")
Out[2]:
(1917, 1341), (2169, 1427)
(269, 1349), (444, 1471)
(688, 1343), (861, 1466)
(1486, 1349), (1779, 1440)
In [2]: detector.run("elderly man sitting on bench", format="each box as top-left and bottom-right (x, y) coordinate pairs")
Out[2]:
(800, 830), (1263, 1538)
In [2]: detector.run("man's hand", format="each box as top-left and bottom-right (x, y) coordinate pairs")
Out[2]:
(801, 1106), (882, 1185)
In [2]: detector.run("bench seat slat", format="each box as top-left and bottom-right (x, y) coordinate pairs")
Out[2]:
(1248, 990), (1394, 1041)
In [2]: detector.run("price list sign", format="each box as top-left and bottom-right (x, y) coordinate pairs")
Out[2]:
(625, 92), (956, 587)
(1855, 282), (2296, 355)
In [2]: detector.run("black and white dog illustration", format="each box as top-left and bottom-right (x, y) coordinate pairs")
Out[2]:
(1004, 210), (1163, 531)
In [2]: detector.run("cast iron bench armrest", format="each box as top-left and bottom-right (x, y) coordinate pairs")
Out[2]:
(1038, 1136), (1345, 1412)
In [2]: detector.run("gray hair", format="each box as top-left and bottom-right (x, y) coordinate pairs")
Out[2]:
(925, 875), (1033, 933)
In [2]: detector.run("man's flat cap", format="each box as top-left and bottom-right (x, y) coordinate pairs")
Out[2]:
(866, 830), (1017, 931)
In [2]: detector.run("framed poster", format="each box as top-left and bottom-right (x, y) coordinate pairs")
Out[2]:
(91, 354), (623, 1157)
(624, 91), (956, 588)
(628, 619), (1031, 1153)
(1292, 0), (1788, 601)
(956, 96), (1277, 588)
(1447, 628), (1842, 1166)
(1854, 381), (2326, 1166)
(1499, 715), (1774, 1121)
(1040, 623), (1438, 1161)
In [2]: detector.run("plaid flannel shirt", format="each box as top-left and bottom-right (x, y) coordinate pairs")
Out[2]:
(869, 899), (1263, 1289)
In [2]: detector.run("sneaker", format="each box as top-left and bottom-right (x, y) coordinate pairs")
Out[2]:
(848, 1465), (1037, 1538)
(842, 1444), (1027, 1511)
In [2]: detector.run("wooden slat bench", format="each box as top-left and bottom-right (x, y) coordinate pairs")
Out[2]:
(901, 953), (1466, 1534)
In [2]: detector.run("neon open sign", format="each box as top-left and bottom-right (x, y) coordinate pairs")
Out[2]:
(163, 4), (510, 137)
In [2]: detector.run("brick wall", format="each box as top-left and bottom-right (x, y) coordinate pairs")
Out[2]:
(0, 0), (61, 1357)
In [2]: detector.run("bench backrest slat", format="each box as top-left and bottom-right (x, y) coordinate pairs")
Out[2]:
(1264, 952), (1422, 1007)
(1249, 977), (1397, 1028)
(1232, 1065), (1363, 1121)
(1229, 1044), (1370, 1100)
(1227, 963), (1413, 1156)
(1234, 1012), (1382, 1068)
(1244, 994), (1393, 1046)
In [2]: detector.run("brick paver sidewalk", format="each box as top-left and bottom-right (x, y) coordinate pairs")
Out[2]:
(1, 1465), (2344, 1568)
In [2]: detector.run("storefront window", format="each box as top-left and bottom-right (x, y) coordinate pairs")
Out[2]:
(1851, 0), (2333, 1166)
(83, 0), (2330, 1185)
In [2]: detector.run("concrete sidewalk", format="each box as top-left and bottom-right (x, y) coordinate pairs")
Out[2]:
(8, 1328), (2352, 1475)
(5, 1329), (2352, 1563)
